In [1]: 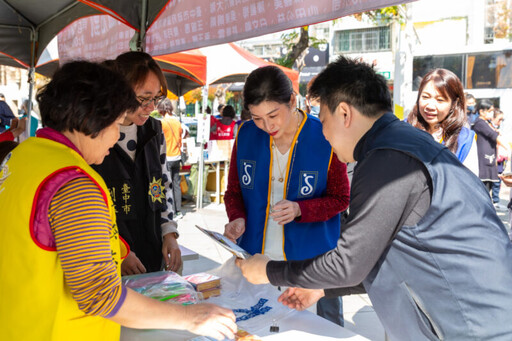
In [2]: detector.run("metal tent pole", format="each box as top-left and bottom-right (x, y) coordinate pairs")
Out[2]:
(196, 85), (209, 209)
(25, 29), (37, 139)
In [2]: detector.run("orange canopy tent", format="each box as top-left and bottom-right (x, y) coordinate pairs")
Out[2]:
(34, 41), (207, 97)
(153, 49), (206, 96)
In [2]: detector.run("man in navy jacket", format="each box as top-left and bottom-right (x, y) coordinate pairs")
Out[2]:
(237, 56), (512, 341)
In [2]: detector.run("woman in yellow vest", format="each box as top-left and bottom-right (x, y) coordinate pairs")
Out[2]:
(0, 61), (236, 341)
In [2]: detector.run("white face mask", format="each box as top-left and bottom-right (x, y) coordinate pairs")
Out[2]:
(310, 105), (320, 116)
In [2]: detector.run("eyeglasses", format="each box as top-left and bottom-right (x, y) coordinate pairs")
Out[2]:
(137, 95), (165, 108)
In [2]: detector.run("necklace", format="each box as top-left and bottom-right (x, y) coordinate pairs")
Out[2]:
(272, 145), (286, 182)
(271, 110), (302, 183)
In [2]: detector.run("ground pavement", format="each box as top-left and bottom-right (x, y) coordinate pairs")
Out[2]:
(176, 186), (512, 341)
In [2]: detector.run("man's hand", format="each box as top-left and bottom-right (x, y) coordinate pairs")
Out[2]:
(162, 233), (182, 272)
(182, 303), (237, 340)
(224, 218), (245, 242)
(278, 287), (325, 311)
(121, 251), (146, 276)
(499, 174), (512, 188)
(270, 200), (301, 225)
(235, 254), (270, 284)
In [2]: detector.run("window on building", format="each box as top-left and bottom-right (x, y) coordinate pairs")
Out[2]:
(413, 51), (512, 90)
(250, 44), (282, 59)
(467, 51), (512, 89)
(484, 0), (512, 44)
(412, 55), (464, 91)
(334, 26), (390, 53)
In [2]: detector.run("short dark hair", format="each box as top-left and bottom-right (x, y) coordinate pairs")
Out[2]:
(465, 93), (475, 101)
(222, 105), (236, 118)
(477, 99), (494, 114)
(241, 108), (251, 121)
(243, 65), (293, 110)
(36, 61), (139, 137)
(114, 51), (168, 95)
(218, 104), (225, 112)
(309, 56), (391, 117)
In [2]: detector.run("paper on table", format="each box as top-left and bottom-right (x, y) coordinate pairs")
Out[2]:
(195, 225), (251, 259)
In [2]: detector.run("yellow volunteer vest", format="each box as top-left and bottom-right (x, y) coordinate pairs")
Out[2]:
(0, 137), (125, 341)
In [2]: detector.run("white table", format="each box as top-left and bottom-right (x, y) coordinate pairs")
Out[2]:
(179, 244), (199, 261)
(121, 308), (368, 340)
(121, 259), (368, 341)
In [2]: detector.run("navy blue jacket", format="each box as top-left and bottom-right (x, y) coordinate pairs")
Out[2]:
(0, 101), (15, 133)
(363, 114), (512, 340)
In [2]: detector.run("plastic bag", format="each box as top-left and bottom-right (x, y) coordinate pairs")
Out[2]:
(122, 271), (201, 305)
(206, 258), (295, 335)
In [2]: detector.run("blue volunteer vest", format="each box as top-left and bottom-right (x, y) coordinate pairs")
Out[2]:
(361, 113), (512, 340)
(236, 114), (340, 261)
(454, 126), (475, 163)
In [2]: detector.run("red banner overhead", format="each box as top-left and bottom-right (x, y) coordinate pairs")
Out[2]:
(58, 0), (413, 62)
(145, 0), (411, 56)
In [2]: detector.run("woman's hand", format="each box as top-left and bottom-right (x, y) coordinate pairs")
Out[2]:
(224, 218), (245, 242)
(270, 200), (301, 225)
(121, 251), (146, 276)
(278, 287), (325, 311)
(110, 288), (236, 340)
(182, 303), (237, 340)
(162, 233), (182, 272)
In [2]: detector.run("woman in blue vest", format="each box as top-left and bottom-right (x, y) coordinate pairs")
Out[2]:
(407, 68), (479, 175)
(223, 65), (350, 326)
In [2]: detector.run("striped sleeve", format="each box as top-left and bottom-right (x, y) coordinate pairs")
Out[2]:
(48, 176), (126, 317)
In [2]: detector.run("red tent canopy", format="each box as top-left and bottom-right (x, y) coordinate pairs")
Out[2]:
(153, 50), (207, 96)
(154, 43), (299, 94)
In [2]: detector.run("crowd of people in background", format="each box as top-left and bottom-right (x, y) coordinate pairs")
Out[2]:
(0, 52), (511, 341)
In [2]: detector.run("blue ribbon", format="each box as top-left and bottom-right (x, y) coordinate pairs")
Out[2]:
(233, 298), (273, 322)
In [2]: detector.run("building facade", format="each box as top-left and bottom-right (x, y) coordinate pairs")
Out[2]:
(239, 0), (512, 125)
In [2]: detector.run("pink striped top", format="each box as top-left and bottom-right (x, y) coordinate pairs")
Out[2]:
(48, 175), (126, 317)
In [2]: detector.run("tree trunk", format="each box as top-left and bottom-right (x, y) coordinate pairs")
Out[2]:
(287, 26), (310, 69)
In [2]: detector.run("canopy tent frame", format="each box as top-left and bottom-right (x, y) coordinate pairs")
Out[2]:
(0, 0), (414, 210)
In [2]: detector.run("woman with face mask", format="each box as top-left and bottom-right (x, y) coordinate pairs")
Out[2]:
(306, 76), (321, 117)
(407, 68), (479, 175)
(466, 93), (478, 126)
(223, 65), (350, 327)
